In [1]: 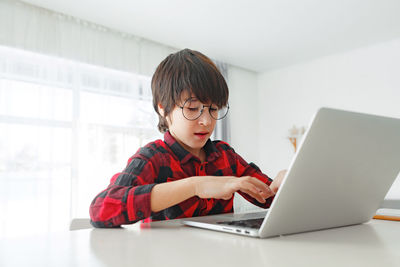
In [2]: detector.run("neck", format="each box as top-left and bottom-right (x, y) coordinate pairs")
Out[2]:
(169, 131), (205, 161)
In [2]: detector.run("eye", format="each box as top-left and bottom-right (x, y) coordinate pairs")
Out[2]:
(188, 107), (199, 111)
(210, 107), (218, 111)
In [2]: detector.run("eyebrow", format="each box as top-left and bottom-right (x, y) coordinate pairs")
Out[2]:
(184, 97), (213, 105)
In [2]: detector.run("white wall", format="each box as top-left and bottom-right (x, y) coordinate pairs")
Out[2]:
(228, 66), (270, 213)
(257, 37), (400, 199)
(228, 66), (259, 164)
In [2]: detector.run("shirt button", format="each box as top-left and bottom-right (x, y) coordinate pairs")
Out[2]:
(200, 165), (204, 171)
(137, 211), (144, 218)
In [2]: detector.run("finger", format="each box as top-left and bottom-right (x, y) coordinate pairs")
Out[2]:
(270, 180), (281, 193)
(246, 176), (270, 190)
(279, 170), (288, 176)
(240, 188), (266, 203)
(245, 177), (274, 197)
(221, 193), (233, 200)
(237, 178), (270, 200)
(238, 182), (267, 203)
(237, 176), (267, 192)
(222, 195), (233, 200)
(270, 183), (278, 193)
(233, 176), (273, 200)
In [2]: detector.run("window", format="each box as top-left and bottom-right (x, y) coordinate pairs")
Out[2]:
(0, 46), (162, 238)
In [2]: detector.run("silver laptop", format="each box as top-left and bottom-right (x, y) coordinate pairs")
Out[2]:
(182, 107), (400, 238)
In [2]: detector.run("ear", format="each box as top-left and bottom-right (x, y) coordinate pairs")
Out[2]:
(157, 103), (165, 117)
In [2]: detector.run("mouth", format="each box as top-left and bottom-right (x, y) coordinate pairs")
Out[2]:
(194, 132), (209, 137)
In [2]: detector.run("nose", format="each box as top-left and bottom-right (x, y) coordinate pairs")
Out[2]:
(198, 107), (212, 126)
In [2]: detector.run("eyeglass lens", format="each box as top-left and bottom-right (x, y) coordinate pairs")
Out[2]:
(182, 98), (228, 120)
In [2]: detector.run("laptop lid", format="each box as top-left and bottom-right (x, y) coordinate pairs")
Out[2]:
(259, 107), (400, 238)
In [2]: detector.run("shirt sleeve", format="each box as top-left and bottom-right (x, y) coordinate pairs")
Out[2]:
(89, 156), (158, 228)
(234, 152), (275, 209)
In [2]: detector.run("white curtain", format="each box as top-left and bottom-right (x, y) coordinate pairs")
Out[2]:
(212, 61), (231, 142)
(0, 0), (177, 76)
(0, 44), (164, 237)
(0, 0), (230, 142)
(0, 0), (172, 237)
(0, 0), (231, 237)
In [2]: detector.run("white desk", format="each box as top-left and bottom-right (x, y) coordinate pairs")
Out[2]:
(1, 219), (399, 267)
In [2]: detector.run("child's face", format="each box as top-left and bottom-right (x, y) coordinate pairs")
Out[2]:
(161, 91), (217, 155)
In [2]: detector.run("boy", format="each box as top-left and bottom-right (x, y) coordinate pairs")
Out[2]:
(89, 49), (285, 228)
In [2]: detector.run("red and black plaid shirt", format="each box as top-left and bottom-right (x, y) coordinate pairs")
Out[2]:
(89, 131), (274, 228)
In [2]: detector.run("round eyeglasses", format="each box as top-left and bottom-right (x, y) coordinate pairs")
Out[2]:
(178, 98), (229, 121)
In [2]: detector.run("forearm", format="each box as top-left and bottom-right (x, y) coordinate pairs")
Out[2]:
(150, 174), (275, 213)
(151, 177), (197, 212)
(90, 183), (156, 227)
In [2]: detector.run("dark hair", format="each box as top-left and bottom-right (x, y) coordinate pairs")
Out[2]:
(151, 48), (229, 133)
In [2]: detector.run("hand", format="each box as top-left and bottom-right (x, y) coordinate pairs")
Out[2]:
(269, 170), (287, 193)
(191, 176), (275, 203)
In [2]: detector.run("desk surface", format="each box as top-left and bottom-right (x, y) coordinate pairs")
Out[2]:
(1, 219), (399, 267)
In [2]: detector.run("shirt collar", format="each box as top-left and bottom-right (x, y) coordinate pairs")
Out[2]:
(164, 131), (220, 164)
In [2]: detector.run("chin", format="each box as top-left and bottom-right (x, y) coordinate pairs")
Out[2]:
(190, 140), (206, 148)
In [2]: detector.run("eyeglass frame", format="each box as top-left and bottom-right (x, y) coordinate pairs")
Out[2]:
(177, 97), (229, 121)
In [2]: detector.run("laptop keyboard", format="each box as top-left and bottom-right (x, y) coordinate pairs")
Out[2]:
(216, 218), (264, 229)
